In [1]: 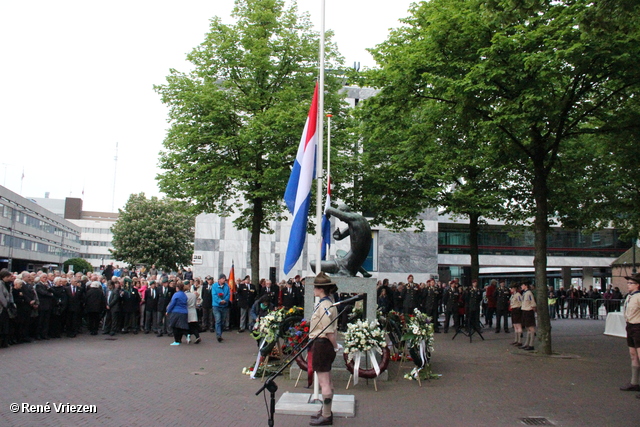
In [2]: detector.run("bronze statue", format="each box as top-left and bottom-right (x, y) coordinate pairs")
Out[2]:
(310, 204), (372, 277)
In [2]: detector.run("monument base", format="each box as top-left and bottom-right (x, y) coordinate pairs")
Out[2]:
(275, 392), (355, 417)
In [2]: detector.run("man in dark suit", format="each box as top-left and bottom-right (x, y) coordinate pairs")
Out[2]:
(236, 276), (256, 332)
(144, 281), (159, 334)
(201, 276), (214, 332)
(260, 279), (279, 307)
(35, 274), (54, 340)
(103, 281), (121, 336)
(156, 278), (174, 337)
(281, 280), (296, 310)
(65, 277), (84, 337)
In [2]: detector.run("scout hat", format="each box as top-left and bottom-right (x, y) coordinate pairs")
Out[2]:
(313, 271), (336, 287)
(625, 273), (640, 284)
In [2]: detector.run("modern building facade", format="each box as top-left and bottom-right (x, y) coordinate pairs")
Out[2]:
(0, 186), (81, 272)
(27, 196), (119, 271)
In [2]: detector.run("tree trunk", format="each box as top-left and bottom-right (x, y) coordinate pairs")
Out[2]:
(468, 212), (480, 284)
(533, 162), (552, 355)
(250, 197), (263, 285)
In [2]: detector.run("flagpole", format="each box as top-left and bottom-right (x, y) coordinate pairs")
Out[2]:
(326, 114), (332, 182)
(312, 0), (326, 404)
(315, 0), (325, 275)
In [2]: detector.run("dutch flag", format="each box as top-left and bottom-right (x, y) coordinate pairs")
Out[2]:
(283, 83), (319, 274)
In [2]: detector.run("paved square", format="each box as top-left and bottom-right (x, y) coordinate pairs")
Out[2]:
(0, 320), (636, 426)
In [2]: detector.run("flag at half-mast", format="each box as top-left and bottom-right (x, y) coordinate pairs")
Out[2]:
(321, 175), (331, 260)
(283, 83), (319, 274)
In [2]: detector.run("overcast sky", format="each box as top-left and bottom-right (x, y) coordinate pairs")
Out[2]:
(0, 0), (416, 213)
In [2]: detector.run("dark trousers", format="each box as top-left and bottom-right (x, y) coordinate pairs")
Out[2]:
(87, 312), (101, 334)
(66, 310), (82, 336)
(444, 309), (459, 332)
(104, 310), (120, 334)
(50, 313), (64, 337)
(495, 308), (509, 331)
(37, 309), (51, 338)
(123, 312), (138, 332)
(144, 309), (157, 332)
(558, 298), (566, 318)
(202, 307), (214, 331)
(485, 307), (496, 327)
(156, 311), (167, 334)
(466, 309), (481, 332)
(188, 322), (200, 338)
(173, 327), (188, 343)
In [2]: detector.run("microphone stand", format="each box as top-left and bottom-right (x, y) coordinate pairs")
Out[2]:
(255, 303), (352, 427)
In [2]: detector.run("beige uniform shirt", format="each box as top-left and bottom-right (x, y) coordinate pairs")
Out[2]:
(521, 290), (537, 311)
(510, 292), (523, 309)
(624, 291), (640, 324)
(309, 297), (337, 339)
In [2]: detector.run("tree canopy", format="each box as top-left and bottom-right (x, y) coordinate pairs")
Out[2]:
(154, 0), (349, 280)
(110, 193), (194, 271)
(63, 258), (94, 274)
(356, 0), (640, 354)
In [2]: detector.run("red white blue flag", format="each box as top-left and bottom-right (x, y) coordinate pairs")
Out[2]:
(283, 83), (318, 274)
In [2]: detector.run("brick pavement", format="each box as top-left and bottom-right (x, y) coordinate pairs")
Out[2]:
(0, 319), (636, 427)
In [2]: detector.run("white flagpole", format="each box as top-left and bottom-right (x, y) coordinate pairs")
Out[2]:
(313, 0), (326, 404)
(326, 114), (332, 182)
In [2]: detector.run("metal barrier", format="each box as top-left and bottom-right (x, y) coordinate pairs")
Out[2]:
(551, 298), (624, 320)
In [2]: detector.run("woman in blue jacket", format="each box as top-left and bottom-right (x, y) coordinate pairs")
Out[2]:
(166, 283), (189, 346)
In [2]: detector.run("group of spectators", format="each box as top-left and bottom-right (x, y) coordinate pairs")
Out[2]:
(548, 285), (624, 319)
(0, 266), (310, 349)
(374, 276), (629, 337)
(1, 264), (630, 350)
(375, 276), (512, 334)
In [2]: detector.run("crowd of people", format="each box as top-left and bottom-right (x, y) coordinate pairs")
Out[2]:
(0, 265), (630, 351)
(374, 275), (628, 339)
(0, 266), (309, 349)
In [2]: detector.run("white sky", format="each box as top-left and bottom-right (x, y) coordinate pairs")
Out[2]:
(0, 0), (416, 213)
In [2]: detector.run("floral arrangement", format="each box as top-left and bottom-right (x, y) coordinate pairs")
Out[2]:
(342, 319), (387, 363)
(401, 308), (435, 380)
(378, 310), (406, 358)
(348, 306), (364, 322)
(401, 308), (434, 349)
(251, 306), (303, 343)
(282, 319), (309, 354)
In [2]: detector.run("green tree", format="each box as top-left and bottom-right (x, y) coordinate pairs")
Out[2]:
(355, 95), (507, 281)
(110, 193), (194, 271)
(359, 0), (640, 354)
(154, 0), (347, 281)
(63, 258), (94, 274)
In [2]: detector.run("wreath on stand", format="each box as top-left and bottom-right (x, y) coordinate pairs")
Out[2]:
(401, 308), (435, 381)
(378, 310), (405, 358)
(342, 319), (390, 383)
(252, 306), (304, 357)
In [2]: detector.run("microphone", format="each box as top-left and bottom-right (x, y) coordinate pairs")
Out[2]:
(331, 294), (365, 307)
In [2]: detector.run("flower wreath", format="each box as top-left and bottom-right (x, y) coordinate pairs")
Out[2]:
(252, 306), (304, 356)
(341, 319), (390, 384)
(401, 308), (434, 380)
